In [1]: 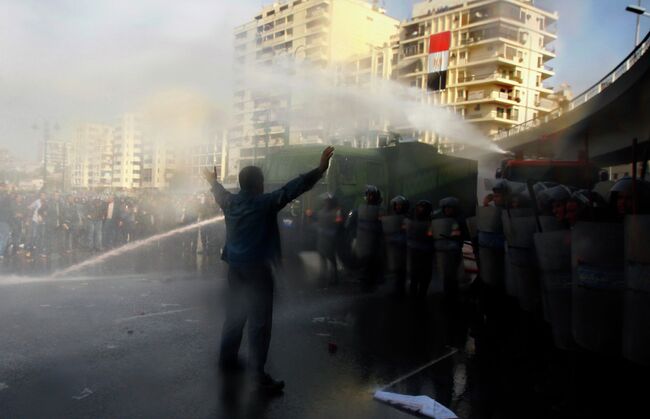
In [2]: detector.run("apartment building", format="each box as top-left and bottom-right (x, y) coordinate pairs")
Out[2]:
(111, 114), (143, 189)
(396, 0), (558, 152)
(71, 124), (113, 189)
(139, 138), (176, 190)
(183, 130), (228, 189)
(229, 0), (400, 179)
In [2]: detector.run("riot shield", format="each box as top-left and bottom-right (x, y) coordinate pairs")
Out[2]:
(572, 222), (624, 355)
(503, 212), (541, 312)
(477, 206), (502, 232)
(432, 218), (462, 295)
(477, 206), (505, 288)
(622, 215), (650, 365)
(535, 230), (574, 350)
(382, 216), (406, 274)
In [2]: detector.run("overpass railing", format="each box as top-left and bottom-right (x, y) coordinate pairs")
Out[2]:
(492, 31), (650, 142)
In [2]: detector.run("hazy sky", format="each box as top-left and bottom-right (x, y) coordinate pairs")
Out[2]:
(1, 0), (649, 160)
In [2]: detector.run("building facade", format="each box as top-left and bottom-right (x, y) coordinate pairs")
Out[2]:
(229, 0), (400, 179)
(111, 114), (143, 189)
(396, 0), (557, 152)
(71, 123), (113, 189)
(185, 130), (228, 189)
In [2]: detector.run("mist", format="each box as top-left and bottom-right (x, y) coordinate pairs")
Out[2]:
(241, 59), (507, 154)
(0, 0), (257, 160)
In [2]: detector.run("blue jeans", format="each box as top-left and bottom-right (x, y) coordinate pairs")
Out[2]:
(87, 220), (103, 250)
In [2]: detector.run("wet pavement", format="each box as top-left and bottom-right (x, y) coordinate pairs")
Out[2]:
(0, 246), (648, 418)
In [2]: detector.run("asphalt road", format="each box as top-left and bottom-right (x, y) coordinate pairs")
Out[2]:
(0, 250), (470, 419)
(1, 250), (648, 419)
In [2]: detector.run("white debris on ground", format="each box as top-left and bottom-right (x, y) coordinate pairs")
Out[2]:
(374, 390), (458, 419)
(0, 383), (8, 392)
(72, 388), (93, 400)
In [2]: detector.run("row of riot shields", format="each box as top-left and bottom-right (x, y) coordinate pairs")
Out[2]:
(430, 218), (464, 296)
(471, 206), (650, 366)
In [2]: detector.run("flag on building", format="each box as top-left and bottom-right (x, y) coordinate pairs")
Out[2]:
(427, 31), (451, 91)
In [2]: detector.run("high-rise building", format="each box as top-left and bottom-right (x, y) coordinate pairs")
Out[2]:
(396, 0), (557, 152)
(71, 123), (113, 189)
(112, 114), (143, 189)
(229, 0), (400, 179)
(185, 130), (228, 188)
(140, 138), (176, 190)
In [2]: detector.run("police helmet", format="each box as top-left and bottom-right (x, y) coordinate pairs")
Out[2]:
(414, 200), (433, 220)
(571, 189), (592, 206)
(364, 185), (382, 205)
(492, 179), (508, 193)
(609, 177), (650, 212)
(438, 196), (459, 210)
(390, 195), (410, 214)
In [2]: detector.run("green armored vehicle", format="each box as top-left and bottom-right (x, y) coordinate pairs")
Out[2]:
(262, 140), (478, 254)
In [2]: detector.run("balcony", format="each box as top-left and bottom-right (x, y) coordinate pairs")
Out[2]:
(465, 109), (519, 123)
(455, 70), (522, 86)
(460, 24), (522, 46)
(457, 90), (520, 104)
(306, 8), (329, 20)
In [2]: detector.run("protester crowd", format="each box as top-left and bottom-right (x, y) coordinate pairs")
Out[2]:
(0, 190), (223, 262)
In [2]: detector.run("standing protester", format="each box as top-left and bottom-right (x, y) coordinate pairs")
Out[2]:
(43, 192), (62, 255)
(382, 196), (410, 296)
(406, 200), (434, 298)
(0, 193), (11, 259)
(203, 146), (334, 395)
(103, 196), (118, 248)
(9, 194), (25, 255)
(61, 195), (80, 252)
(27, 192), (46, 256)
(87, 197), (105, 252)
(316, 193), (343, 287)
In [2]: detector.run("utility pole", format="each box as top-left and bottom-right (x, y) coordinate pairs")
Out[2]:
(636, 0), (642, 46)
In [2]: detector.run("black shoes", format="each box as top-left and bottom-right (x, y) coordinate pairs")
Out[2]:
(256, 372), (285, 395)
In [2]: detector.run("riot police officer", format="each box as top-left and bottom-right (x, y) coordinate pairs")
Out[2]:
(432, 197), (467, 300)
(382, 196), (409, 296)
(609, 176), (650, 217)
(347, 185), (384, 290)
(406, 200), (434, 298)
(316, 193), (343, 286)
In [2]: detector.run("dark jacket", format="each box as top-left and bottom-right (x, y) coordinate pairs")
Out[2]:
(211, 169), (322, 267)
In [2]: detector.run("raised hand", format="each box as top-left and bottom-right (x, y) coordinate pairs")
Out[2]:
(202, 167), (218, 185)
(319, 146), (335, 174)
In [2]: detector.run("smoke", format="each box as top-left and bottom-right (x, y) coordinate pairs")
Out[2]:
(242, 59), (507, 154)
(135, 88), (229, 147)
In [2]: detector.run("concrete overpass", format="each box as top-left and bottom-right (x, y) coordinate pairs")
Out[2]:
(494, 31), (650, 167)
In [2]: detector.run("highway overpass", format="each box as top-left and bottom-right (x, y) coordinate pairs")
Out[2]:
(494, 31), (650, 167)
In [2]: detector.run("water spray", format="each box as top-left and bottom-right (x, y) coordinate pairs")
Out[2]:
(51, 216), (225, 278)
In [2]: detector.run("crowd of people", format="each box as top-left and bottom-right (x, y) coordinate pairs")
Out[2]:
(0, 190), (223, 262)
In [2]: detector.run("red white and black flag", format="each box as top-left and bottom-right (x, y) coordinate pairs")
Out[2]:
(427, 31), (451, 91)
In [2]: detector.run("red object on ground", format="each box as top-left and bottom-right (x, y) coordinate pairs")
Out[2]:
(328, 342), (338, 354)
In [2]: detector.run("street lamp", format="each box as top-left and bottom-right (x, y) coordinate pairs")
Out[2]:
(626, 2), (650, 46)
